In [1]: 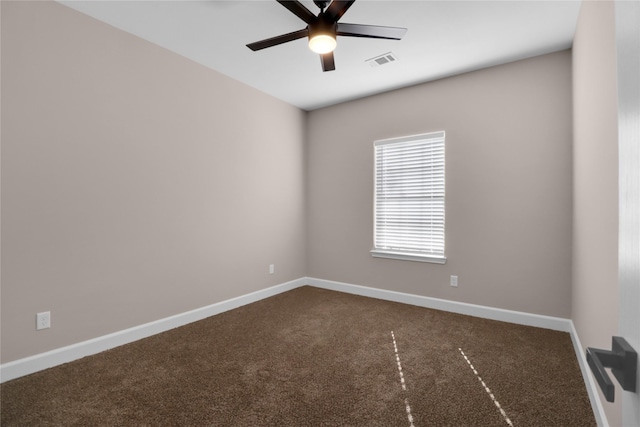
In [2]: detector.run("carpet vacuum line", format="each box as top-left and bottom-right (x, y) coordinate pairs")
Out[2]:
(458, 348), (514, 426)
(391, 331), (415, 427)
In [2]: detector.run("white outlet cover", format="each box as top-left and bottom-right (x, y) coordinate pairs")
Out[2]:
(450, 276), (459, 287)
(36, 311), (51, 330)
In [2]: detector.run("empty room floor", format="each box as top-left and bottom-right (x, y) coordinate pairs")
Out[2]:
(1, 286), (595, 426)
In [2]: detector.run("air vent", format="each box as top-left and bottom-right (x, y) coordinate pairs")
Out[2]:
(366, 52), (398, 67)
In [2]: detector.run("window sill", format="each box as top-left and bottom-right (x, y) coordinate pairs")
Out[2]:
(370, 250), (447, 264)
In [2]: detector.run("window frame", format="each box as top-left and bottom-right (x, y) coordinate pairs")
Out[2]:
(371, 131), (446, 264)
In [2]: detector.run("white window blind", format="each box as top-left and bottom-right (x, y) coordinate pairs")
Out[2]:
(372, 131), (446, 263)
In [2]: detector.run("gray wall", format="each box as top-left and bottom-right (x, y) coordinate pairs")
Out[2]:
(307, 51), (573, 318)
(572, 1), (621, 425)
(1, 1), (307, 363)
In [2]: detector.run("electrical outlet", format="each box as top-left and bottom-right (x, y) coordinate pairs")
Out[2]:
(269, 264), (275, 274)
(450, 275), (458, 287)
(36, 311), (51, 330)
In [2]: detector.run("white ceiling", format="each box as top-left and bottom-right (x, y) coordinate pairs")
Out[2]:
(59, 0), (581, 111)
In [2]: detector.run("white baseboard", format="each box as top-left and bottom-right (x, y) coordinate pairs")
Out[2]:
(0, 277), (306, 383)
(569, 322), (609, 427)
(306, 277), (572, 332)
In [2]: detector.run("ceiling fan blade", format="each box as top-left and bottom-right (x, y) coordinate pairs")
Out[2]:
(277, 0), (317, 24)
(325, 0), (356, 22)
(320, 52), (335, 72)
(337, 23), (407, 40)
(247, 29), (308, 51)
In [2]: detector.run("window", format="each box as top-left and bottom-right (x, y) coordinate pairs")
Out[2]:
(372, 131), (446, 264)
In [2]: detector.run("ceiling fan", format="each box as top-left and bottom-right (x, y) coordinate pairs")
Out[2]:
(246, 0), (407, 72)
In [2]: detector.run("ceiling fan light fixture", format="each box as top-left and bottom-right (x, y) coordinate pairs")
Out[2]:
(246, 0), (407, 72)
(308, 33), (336, 54)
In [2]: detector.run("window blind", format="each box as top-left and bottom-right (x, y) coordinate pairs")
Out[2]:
(372, 131), (445, 263)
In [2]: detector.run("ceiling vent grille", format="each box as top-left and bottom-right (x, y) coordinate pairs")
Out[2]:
(366, 52), (398, 67)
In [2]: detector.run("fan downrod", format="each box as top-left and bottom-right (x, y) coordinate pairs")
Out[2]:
(313, 0), (331, 11)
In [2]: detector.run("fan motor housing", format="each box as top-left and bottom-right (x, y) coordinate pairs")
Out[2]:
(309, 15), (337, 38)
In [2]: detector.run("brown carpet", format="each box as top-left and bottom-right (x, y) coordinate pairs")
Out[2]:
(1, 286), (595, 426)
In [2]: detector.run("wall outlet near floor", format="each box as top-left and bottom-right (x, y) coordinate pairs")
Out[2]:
(450, 275), (458, 287)
(269, 264), (275, 274)
(36, 311), (51, 330)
